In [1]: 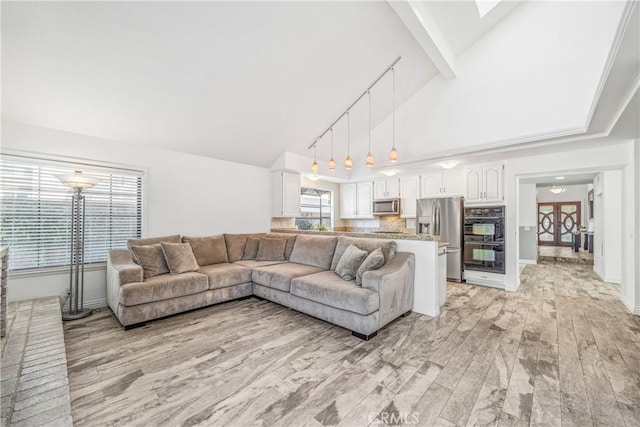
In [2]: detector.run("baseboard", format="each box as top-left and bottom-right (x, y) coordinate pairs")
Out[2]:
(603, 275), (621, 284)
(620, 293), (640, 315)
(519, 259), (537, 265)
(61, 298), (107, 311)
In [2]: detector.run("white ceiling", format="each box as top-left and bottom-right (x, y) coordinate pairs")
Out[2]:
(1, 1), (525, 168)
(2, 1), (636, 171)
(520, 174), (597, 187)
(2, 1), (439, 167)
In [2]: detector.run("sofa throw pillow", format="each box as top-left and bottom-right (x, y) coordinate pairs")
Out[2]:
(266, 234), (297, 260)
(242, 237), (261, 260)
(130, 243), (169, 279)
(127, 234), (181, 251)
(183, 235), (229, 266)
(160, 242), (199, 274)
(335, 244), (368, 281)
(224, 233), (265, 262)
(256, 238), (287, 262)
(356, 247), (385, 286)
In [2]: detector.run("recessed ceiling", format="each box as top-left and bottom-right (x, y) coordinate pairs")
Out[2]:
(520, 173), (597, 187)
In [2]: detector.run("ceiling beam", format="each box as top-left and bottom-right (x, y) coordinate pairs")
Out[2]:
(388, 1), (457, 80)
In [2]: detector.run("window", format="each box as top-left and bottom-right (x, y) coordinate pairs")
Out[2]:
(0, 155), (143, 271)
(295, 188), (332, 230)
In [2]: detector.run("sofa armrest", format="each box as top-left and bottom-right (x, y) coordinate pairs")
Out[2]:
(107, 250), (143, 313)
(362, 252), (415, 328)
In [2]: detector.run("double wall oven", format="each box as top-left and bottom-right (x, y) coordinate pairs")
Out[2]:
(463, 206), (505, 274)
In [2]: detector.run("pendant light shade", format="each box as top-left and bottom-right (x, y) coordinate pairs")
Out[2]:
(389, 147), (398, 162)
(328, 128), (336, 171)
(311, 143), (319, 174)
(345, 112), (352, 169)
(389, 67), (398, 163)
(366, 91), (374, 167)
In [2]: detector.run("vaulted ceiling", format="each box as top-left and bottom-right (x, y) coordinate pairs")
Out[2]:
(2, 1), (638, 170)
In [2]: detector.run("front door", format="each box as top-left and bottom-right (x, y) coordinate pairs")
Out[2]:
(537, 202), (581, 246)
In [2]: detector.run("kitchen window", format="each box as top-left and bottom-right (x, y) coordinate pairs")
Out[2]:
(0, 155), (143, 272)
(295, 188), (332, 230)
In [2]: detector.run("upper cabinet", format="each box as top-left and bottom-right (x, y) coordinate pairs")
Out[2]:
(373, 178), (400, 199)
(464, 163), (504, 204)
(340, 181), (373, 219)
(271, 170), (301, 217)
(420, 171), (464, 198)
(399, 176), (419, 218)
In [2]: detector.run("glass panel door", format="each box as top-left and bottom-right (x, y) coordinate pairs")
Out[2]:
(538, 202), (581, 246)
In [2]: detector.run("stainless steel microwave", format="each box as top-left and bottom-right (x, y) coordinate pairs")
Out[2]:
(373, 198), (400, 215)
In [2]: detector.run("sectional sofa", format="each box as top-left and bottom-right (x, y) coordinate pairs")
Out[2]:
(106, 233), (415, 340)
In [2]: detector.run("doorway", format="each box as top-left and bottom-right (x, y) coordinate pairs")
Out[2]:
(537, 201), (581, 246)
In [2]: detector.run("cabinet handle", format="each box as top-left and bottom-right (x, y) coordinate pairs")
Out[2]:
(443, 187), (446, 193)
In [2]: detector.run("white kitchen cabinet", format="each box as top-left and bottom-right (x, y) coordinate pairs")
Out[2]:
(373, 178), (400, 199)
(420, 171), (464, 198)
(400, 176), (419, 218)
(340, 182), (373, 219)
(271, 170), (301, 217)
(464, 163), (504, 204)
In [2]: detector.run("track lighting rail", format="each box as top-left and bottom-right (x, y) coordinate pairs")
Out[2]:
(307, 56), (402, 150)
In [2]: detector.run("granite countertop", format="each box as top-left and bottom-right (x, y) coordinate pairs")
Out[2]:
(270, 228), (441, 242)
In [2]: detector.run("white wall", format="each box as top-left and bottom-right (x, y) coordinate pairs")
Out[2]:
(621, 140), (639, 314)
(2, 120), (272, 305)
(518, 183), (537, 262)
(592, 171), (622, 283)
(507, 142), (635, 308)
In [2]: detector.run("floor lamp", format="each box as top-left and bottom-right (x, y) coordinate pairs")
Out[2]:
(57, 171), (99, 321)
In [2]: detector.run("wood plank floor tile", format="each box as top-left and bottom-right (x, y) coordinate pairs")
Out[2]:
(62, 262), (639, 426)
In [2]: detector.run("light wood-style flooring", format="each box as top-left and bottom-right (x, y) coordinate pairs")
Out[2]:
(64, 262), (640, 426)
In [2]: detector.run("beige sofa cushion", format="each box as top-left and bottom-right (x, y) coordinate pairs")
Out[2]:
(256, 238), (286, 261)
(265, 234), (297, 260)
(288, 235), (338, 270)
(119, 272), (208, 306)
(129, 244), (169, 279)
(290, 271), (379, 315)
(356, 248), (385, 286)
(330, 236), (397, 271)
(251, 262), (324, 292)
(127, 234), (181, 250)
(242, 237), (261, 260)
(183, 235), (229, 266)
(197, 263), (252, 290)
(161, 242), (199, 274)
(224, 233), (267, 262)
(334, 244), (368, 281)
(234, 260), (284, 269)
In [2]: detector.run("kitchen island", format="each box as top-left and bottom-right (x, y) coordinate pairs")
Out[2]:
(271, 228), (448, 317)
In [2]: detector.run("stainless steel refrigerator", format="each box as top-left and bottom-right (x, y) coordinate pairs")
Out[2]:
(416, 197), (464, 282)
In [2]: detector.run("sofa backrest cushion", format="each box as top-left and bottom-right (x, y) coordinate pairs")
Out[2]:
(130, 243), (169, 279)
(183, 235), (229, 266)
(256, 238), (287, 262)
(127, 234), (181, 250)
(224, 233), (267, 262)
(330, 236), (397, 271)
(160, 242), (199, 274)
(289, 235), (338, 270)
(266, 234), (297, 260)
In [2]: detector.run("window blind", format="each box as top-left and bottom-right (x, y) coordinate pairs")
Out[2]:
(0, 155), (143, 271)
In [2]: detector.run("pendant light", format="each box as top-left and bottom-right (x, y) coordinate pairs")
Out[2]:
(311, 142), (319, 174)
(366, 91), (374, 167)
(328, 128), (336, 171)
(389, 67), (398, 163)
(345, 112), (353, 170)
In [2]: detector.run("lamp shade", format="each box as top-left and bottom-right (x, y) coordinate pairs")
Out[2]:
(56, 171), (99, 189)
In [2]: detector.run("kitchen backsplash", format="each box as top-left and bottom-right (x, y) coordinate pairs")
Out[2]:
(271, 216), (416, 233)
